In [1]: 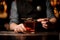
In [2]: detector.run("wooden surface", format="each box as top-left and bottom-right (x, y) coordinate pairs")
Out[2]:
(0, 31), (58, 36)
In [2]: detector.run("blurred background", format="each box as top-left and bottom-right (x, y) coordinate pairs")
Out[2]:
(0, 0), (59, 31)
(0, 0), (59, 40)
(0, 0), (14, 30)
(0, 0), (60, 31)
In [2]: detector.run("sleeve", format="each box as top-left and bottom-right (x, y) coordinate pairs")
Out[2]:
(46, 0), (55, 18)
(9, 1), (19, 24)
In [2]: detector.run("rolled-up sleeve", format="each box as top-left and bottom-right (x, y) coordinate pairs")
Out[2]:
(10, 1), (18, 24)
(46, 0), (55, 18)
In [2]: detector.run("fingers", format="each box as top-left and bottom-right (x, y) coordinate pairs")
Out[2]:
(37, 18), (48, 22)
(14, 27), (23, 33)
(41, 21), (48, 24)
(19, 24), (26, 31)
(14, 24), (26, 33)
(42, 24), (48, 29)
(37, 18), (49, 29)
(14, 28), (18, 33)
(41, 19), (48, 29)
(14, 26), (23, 33)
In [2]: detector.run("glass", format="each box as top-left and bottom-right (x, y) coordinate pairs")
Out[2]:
(23, 18), (36, 33)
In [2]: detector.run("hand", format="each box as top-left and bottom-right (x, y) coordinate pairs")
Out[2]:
(37, 18), (48, 29)
(14, 23), (26, 33)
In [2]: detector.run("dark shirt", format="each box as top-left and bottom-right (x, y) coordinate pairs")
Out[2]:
(10, 0), (55, 24)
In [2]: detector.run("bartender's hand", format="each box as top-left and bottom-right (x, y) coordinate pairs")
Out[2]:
(37, 18), (48, 29)
(14, 23), (26, 33)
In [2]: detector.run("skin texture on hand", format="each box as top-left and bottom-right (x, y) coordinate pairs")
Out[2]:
(10, 17), (56, 32)
(37, 18), (56, 29)
(49, 18), (57, 24)
(37, 18), (48, 29)
(10, 23), (26, 33)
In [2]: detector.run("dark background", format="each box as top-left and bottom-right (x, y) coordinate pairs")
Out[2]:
(0, 0), (14, 30)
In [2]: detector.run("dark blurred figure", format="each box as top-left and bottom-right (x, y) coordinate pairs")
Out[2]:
(50, 0), (60, 32)
(0, 0), (7, 31)
(0, 0), (7, 40)
(0, 0), (13, 30)
(0, 0), (13, 40)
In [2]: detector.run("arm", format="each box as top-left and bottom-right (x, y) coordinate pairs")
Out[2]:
(10, 1), (26, 32)
(45, 0), (57, 29)
(37, 0), (57, 29)
(46, 0), (57, 23)
(10, 1), (19, 30)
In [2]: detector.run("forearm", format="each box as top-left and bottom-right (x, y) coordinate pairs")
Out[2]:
(49, 17), (57, 24)
(10, 1), (19, 31)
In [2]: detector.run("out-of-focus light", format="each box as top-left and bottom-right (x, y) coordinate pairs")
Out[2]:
(0, 1), (7, 18)
(37, 6), (41, 11)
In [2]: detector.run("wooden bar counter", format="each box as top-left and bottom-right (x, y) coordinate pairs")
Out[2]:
(0, 31), (59, 40)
